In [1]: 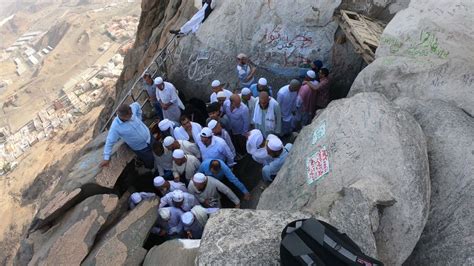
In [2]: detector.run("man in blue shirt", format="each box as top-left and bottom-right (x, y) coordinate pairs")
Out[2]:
(100, 102), (154, 169)
(198, 159), (250, 200)
(262, 136), (292, 182)
(250, 77), (273, 97)
(143, 72), (163, 119)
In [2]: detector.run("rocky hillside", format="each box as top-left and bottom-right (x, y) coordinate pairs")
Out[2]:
(12, 0), (473, 265)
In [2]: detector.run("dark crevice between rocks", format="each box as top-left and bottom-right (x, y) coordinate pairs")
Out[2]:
(28, 183), (115, 234)
(461, 108), (473, 119)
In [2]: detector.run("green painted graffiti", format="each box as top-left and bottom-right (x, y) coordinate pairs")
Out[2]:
(380, 31), (449, 59)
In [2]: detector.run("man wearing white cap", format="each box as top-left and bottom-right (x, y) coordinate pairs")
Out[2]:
(173, 114), (202, 145)
(153, 207), (184, 238)
(101, 102), (154, 169)
(129, 192), (156, 210)
(155, 77), (185, 123)
(159, 190), (200, 212)
(297, 70), (319, 126)
(163, 136), (201, 159)
(253, 91), (282, 137)
(223, 94), (250, 156)
(171, 149), (200, 185)
(152, 140), (173, 179)
(188, 173), (240, 208)
(208, 119), (236, 158)
(249, 77), (273, 97)
(236, 53), (256, 88)
(158, 118), (179, 138)
(153, 175), (187, 196)
(240, 87), (257, 124)
(277, 79), (302, 136)
(209, 80), (232, 103)
(181, 205), (218, 239)
(142, 72), (163, 119)
(262, 136), (293, 182)
(198, 127), (235, 167)
(246, 129), (275, 165)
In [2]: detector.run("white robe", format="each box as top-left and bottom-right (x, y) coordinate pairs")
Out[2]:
(173, 122), (203, 145)
(156, 82), (184, 123)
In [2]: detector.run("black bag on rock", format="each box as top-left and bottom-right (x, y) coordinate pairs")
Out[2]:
(280, 218), (384, 266)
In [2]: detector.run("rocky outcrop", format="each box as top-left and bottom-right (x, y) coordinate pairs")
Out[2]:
(21, 194), (118, 265)
(82, 197), (159, 265)
(197, 209), (311, 265)
(30, 132), (134, 231)
(143, 239), (200, 266)
(394, 98), (474, 265)
(258, 93), (430, 265)
(349, 0), (474, 115)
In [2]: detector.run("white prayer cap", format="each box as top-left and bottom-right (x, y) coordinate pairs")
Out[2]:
(237, 53), (247, 59)
(306, 70), (316, 79)
(200, 127), (213, 138)
(193, 173), (207, 184)
(173, 149), (185, 159)
(216, 91), (226, 99)
(246, 129), (264, 154)
(258, 78), (267, 86)
(267, 136), (283, 151)
(211, 80), (221, 87)
(163, 136), (175, 147)
(159, 208), (171, 221)
(207, 119), (218, 130)
(241, 87), (251, 96)
(159, 119), (173, 131)
(171, 190), (184, 202)
(181, 211), (195, 226)
(154, 77), (163, 85)
(153, 176), (165, 187)
(130, 192), (142, 204)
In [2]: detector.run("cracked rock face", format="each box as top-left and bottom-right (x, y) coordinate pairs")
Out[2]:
(82, 197), (159, 265)
(258, 93), (430, 265)
(395, 98), (474, 266)
(21, 194), (118, 265)
(349, 0), (474, 115)
(197, 209), (311, 265)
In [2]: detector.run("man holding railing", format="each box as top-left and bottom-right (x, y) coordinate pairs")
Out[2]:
(142, 72), (163, 119)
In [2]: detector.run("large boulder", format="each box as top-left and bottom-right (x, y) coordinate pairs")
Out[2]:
(82, 197), (159, 265)
(197, 209), (311, 265)
(349, 0), (474, 115)
(30, 132), (134, 231)
(168, 0), (341, 98)
(143, 239), (200, 266)
(394, 98), (474, 265)
(25, 194), (118, 265)
(258, 92), (430, 265)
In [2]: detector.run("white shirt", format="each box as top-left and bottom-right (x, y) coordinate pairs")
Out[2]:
(198, 136), (235, 166)
(168, 181), (188, 193)
(174, 122), (203, 145)
(154, 148), (173, 176)
(214, 128), (236, 157)
(156, 82), (180, 105)
(210, 89), (232, 103)
(172, 154), (201, 181)
(277, 85), (298, 122)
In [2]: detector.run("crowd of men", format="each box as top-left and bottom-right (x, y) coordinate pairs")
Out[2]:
(100, 53), (330, 240)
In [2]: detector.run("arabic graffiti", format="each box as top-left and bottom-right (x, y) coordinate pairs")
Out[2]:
(257, 25), (315, 67)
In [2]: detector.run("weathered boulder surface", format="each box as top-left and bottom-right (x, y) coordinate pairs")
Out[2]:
(258, 93), (430, 265)
(30, 132), (134, 231)
(394, 98), (474, 265)
(197, 209), (311, 265)
(349, 0), (474, 115)
(25, 194), (118, 265)
(82, 197), (159, 265)
(143, 239), (200, 266)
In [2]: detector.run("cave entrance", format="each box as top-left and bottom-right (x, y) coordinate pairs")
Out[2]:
(337, 10), (387, 64)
